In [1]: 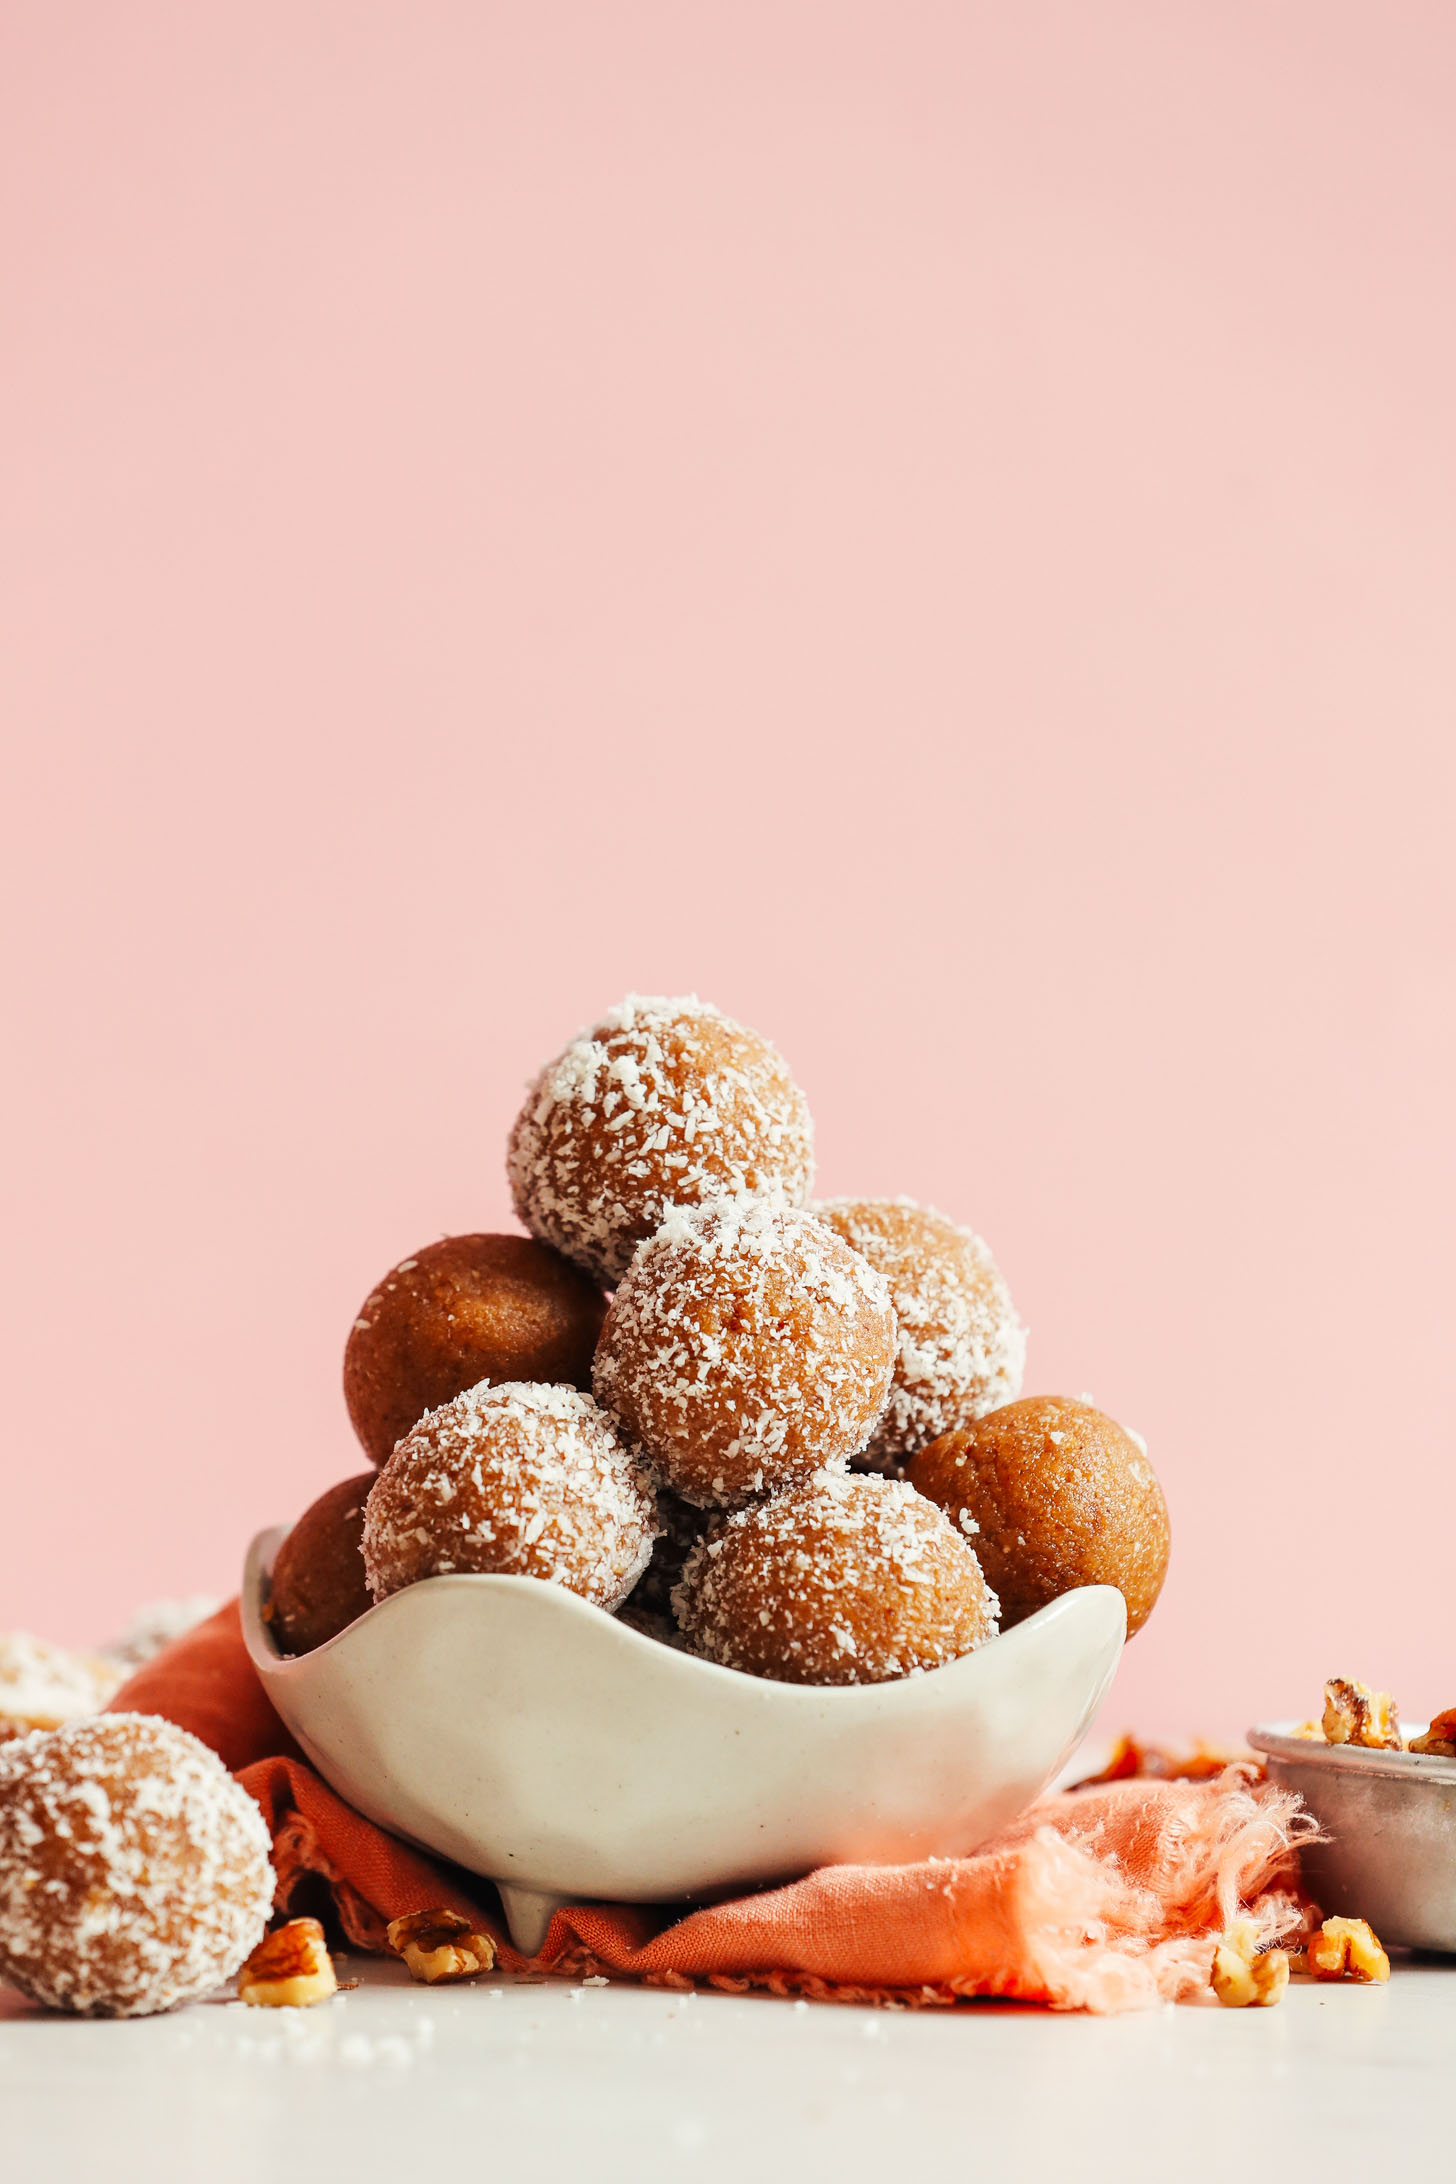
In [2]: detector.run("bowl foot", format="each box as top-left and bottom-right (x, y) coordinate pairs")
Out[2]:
(498, 1883), (569, 1956)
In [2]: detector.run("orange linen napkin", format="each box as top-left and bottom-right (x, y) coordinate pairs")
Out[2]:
(109, 1603), (1315, 2014)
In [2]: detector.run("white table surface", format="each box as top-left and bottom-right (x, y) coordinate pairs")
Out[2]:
(3, 1950), (1452, 2181)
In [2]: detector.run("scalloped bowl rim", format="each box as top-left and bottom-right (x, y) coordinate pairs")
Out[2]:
(243, 1524), (1123, 1707)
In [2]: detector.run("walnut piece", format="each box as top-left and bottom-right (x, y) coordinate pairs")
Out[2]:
(1073, 1733), (1252, 1786)
(1408, 1706), (1456, 1758)
(1210, 1917), (1289, 2009)
(385, 1907), (497, 1984)
(238, 1917), (338, 2007)
(1306, 1916), (1389, 1983)
(1321, 1677), (1401, 1751)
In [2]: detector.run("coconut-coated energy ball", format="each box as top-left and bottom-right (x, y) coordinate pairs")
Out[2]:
(344, 1233), (607, 1467)
(268, 1474), (376, 1655)
(814, 1198), (1026, 1471)
(362, 1380), (657, 1612)
(102, 1597), (221, 1671)
(507, 995), (816, 1284)
(593, 1198), (897, 1508)
(908, 1396), (1170, 1636)
(0, 1632), (124, 1741)
(0, 1714), (274, 2017)
(673, 1472), (1000, 1685)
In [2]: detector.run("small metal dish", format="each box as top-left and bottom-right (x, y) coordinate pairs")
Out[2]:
(1248, 1723), (1456, 1953)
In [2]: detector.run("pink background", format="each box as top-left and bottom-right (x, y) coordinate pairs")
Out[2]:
(3, 4), (1453, 1740)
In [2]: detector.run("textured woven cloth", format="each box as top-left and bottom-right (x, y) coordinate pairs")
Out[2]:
(109, 1603), (1314, 2013)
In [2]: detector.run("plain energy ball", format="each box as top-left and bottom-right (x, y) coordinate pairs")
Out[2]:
(908, 1395), (1170, 1636)
(344, 1232), (607, 1466)
(0, 1714), (275, 2017)
(268, 1474), (376, 1655)
(362, 1380), (657, 1612)
(507, 994), (816, 1284)
(815, 1198), (1026, 1471)
(673, 1472), (1000, 1686)
(593, 1198), (897, 1508)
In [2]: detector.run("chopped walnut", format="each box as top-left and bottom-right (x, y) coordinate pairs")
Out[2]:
(385, 1907), (497, 1984)
(1073, 1733), (1252, 1787)
(1210, 1916), (1289, 2009)
(1321, 1678), (1402, 1751)
(1408, 1707), (1456, 1758)
(1306, 1917), (1390, 1984)
(238, 1918), (338, 2008)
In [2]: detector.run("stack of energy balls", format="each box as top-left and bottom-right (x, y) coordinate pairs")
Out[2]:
(271, 994), (1170, 1684)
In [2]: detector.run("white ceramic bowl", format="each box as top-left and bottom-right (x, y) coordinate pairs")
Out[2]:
(243, 1528), (1125, 1951)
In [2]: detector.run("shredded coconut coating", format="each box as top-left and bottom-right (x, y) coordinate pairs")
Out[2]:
(507, 995), (816, 1284)
(0, 1633), (125, 1742)
(362, 1380), (658, 1612)
(815, 1198), (1026, 1469)
(0, 1714), (274, 2017)
(673, 1472), (1000, 1685)
(593, 1198), (897, 1508)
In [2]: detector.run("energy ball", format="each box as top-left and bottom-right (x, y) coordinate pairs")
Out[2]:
(362, 1380), (657, 1612)
(508, 994), (815, 1284)
(593, 1198), (897, 1508)
(908, 1396), (1170, 1636)
(268, 1474), (376, 1655)
(815, 1198), (1026, 1471)
(673, 1472), (1000, 1685)
(344, 1232), (607, 1466)
(0, 1714), (274, 2017)
(0, 1632), (124, 1742)
(102, 1598), (222, 1671)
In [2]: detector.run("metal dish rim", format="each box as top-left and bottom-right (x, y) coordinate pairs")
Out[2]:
(1248, 1721), (1456, 1789)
